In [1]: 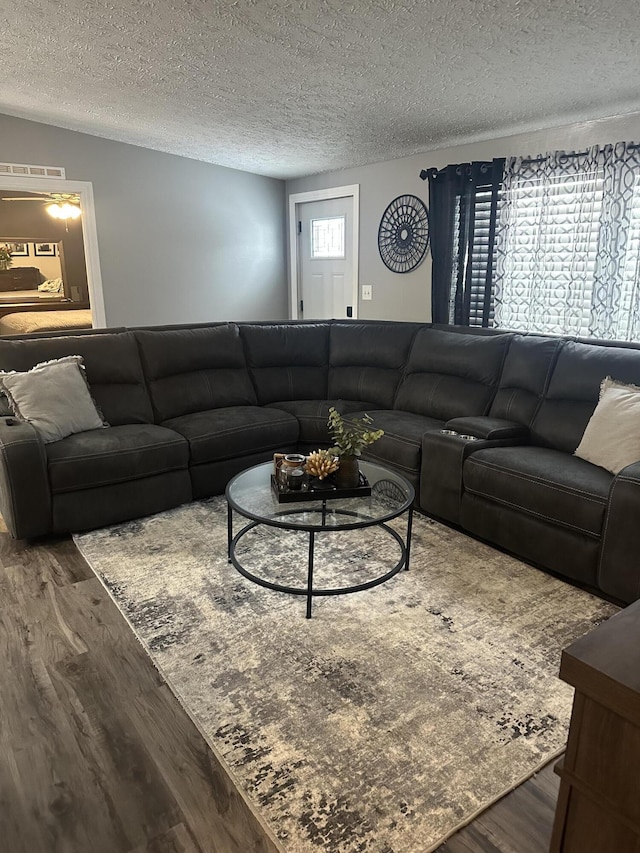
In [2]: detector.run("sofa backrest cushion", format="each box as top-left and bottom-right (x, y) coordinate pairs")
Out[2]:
(328, 322), (420, 408)
(0, 331), (153, 425)
(135, 324), (256, 422)
(395, 327), (511, 419)
(240, 323), (330, 404)
(532, 339), (640, 451)
(489, 334), (563, 426)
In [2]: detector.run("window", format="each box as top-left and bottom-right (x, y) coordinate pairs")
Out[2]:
(427, 143), (640, 341)
(310, 216), (345, 259)
(425, 159), (504, 328)
(493, 144), (640, 341)
(494, 167), (604, 337)
(452, 185), (499, 326)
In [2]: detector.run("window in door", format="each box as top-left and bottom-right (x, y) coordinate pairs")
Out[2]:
(310, 216), (345, 259)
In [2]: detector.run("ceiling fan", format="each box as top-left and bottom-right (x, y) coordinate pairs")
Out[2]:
(0, 192), (81, 220)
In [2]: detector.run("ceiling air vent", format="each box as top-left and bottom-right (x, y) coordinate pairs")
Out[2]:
(0, 162), (66, 179)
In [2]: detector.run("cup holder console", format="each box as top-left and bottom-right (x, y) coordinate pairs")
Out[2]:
(439, 429), (480, 441)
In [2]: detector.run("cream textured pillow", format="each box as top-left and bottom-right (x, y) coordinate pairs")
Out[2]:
(0, 355), (107, 443)
(37, 278), (64, 293)
(600, 375), (640, 396)
(575, 382), (640, 474)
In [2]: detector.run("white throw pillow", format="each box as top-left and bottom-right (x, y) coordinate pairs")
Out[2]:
(0, 355), (107, 443)
(600, 375), (640, 396)
(575, 381), (640, 474)
(38, 278), (64, 293)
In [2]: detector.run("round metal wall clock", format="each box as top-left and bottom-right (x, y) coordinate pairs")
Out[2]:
(378, 194), (430, 273)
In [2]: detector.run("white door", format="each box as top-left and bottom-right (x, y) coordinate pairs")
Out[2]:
(297, 197), (354, 320)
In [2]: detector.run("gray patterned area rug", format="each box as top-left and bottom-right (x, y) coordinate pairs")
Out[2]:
(74, 498), (616, 853)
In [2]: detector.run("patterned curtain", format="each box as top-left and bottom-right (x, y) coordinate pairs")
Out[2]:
(494, 142), (640, 341)
(593, 143), (640, 340)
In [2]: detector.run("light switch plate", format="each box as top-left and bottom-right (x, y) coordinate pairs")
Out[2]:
(362, 284), (372, 301)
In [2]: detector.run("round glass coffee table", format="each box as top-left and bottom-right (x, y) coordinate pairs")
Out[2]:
(225, 460), (414, 618)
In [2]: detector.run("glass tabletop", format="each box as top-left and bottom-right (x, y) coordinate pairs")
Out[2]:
(226, 460), (414, 532)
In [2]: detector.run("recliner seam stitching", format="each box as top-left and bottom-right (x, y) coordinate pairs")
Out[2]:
(464, 487), (601, 537)
(52, 462), (185, 492)
(48, 440), (186, 464)
(182, 417), (295, 442)
(465, 457), (607, 502)
(596, 477), (617, 584)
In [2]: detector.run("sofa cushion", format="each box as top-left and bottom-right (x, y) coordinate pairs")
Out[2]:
(531, 340), (640, 452)
(0, 331), (154, 425)
(0, 355), (107, 444)
(353, 410), (444, 474)
(575, 380), (640, 474)
(240, 323), (330, 404)
(395, 328), (511, 419)
(266, 399), (377, 445)
(47, 424), (188, 493)
(135, 325), (257, 422)
(489, 335), (563, 426)
(163, 406), (299, 465)
(463, 446), (612, 537)
(328, 322), (420, 408)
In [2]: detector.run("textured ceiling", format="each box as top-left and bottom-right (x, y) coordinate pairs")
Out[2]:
(2, 0), (640, 179)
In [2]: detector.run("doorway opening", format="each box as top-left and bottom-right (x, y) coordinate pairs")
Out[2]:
(288, 185), (359, 320)
(0, 175), (105, 331)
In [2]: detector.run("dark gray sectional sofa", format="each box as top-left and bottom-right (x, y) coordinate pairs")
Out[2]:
(1, 319), (640, 606)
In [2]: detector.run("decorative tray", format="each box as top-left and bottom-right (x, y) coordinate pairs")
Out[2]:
(270, 472), (371, 503)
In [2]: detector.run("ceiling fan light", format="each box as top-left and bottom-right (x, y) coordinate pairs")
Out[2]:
(46, 201), (81, 220)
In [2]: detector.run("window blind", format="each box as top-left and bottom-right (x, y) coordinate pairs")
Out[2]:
(494, 143), (640, 342)
(495, 170), (603, 336)
(425, 158), (504, 327)
(451, 187), (499, 326)
(469, 186), (498, 327)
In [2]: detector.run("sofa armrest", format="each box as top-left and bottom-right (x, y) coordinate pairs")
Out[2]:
(420, 428), (524, 525)
(445, 416), (530, 442)
(0, 417), (51, 538)
(598, 460), (640, 604)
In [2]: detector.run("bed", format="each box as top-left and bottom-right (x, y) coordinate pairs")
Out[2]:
(0, 309), (93, 336)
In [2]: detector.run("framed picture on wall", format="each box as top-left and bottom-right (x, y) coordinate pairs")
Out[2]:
(34, 242), (56, 257)
(8, 242), (29, 256)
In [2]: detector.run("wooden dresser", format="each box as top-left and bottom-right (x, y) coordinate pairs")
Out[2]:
(550, 599), (640, 852)
(0, 267), (41, 291)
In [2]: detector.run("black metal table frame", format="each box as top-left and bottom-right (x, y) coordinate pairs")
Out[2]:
(226, 499), (414, 618)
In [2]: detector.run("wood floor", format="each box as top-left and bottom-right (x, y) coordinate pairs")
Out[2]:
(1, 527), (560, 853)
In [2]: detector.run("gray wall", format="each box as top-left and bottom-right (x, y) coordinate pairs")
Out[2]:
(0, 114), (288, 327)
(286, 112), (640, 322)
(4, 109), (639, 328)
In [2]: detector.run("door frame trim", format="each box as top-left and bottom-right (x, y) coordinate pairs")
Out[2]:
(288, 184), (359, 320)
(0, 175), (106, 327)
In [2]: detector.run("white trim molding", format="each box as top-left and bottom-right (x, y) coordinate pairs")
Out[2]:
(0, 175), (106, 327)
(288, 184), (360, 320)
